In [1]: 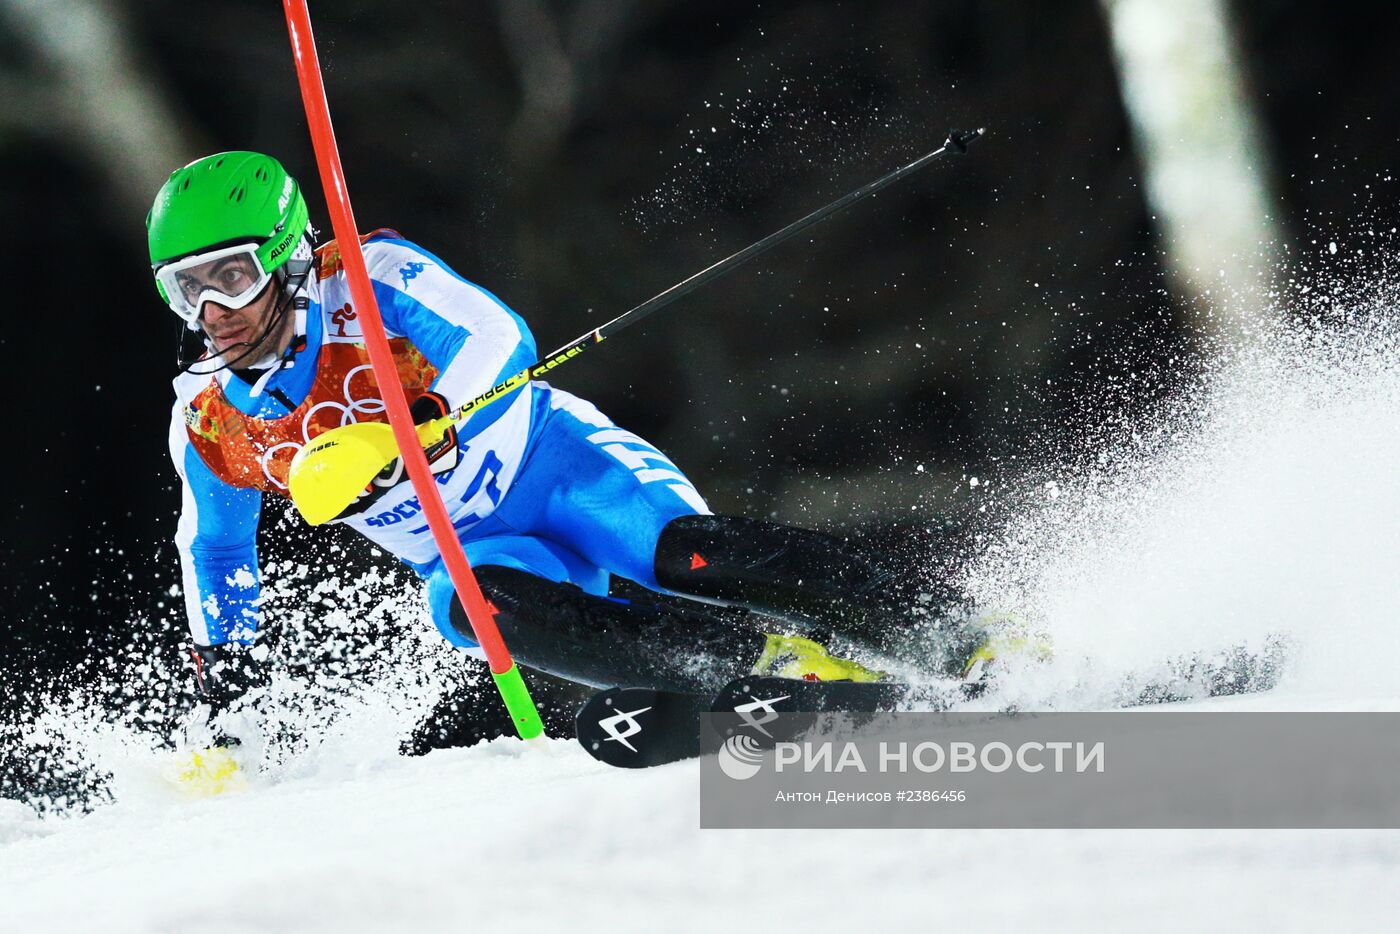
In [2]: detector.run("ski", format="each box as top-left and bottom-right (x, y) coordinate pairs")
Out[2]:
(574, 687), (712, 769)
(575, 676), (915, 769)
(710, 676), (910, 718)
(575, 637), (1291, 769)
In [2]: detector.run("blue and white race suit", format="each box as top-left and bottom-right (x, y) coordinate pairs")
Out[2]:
(169, 232), (709, 655)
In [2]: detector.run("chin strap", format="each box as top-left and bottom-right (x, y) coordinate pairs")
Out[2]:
(245, 302), (310, 398)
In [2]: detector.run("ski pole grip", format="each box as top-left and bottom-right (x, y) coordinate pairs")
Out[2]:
(491, 663), (545, 740)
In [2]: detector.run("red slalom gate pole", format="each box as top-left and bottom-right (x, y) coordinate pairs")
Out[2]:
(283, 0), (543, 739)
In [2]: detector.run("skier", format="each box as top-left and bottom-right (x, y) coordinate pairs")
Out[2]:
(150, 151), (973, 744)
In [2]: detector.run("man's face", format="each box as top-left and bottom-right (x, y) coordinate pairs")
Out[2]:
(200, 283), (293, 365)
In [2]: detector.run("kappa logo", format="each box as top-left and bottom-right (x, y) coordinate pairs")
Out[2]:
(597, 705), (652, 753)
(732, 692), (791, 738)
(399, 261), (431, 289)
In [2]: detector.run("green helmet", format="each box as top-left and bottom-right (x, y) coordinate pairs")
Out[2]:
(147, 151), (311, 308)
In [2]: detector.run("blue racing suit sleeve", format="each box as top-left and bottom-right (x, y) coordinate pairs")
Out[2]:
(362, 236), (537, 435)
(168, 400), (262, 647)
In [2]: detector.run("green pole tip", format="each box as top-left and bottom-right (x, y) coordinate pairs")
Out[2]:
(491, 663), (545, 740)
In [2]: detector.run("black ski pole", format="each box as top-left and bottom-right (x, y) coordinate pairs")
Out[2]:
(290, 128), (985, 522)
(440, 127), (985, 423)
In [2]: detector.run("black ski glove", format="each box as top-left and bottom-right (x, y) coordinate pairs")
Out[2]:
(334, 391), (460, 521)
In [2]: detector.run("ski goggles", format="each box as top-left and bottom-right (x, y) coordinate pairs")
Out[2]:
(154, 243), (273, 322)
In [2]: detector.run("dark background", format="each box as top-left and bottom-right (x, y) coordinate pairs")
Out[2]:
(1, 0), (1397, 682)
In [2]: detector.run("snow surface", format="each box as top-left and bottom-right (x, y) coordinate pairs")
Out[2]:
(6, 261), (1400, 932)
(2, 705), (1399, 933)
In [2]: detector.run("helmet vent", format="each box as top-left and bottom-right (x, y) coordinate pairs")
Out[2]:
(229, 185), (245, 203)
(180, 177), (191, 191)
(254, 166), (269, 182)
(212, 157), (225, 169)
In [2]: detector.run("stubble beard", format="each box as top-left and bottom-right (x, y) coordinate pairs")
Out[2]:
(211, 289), (294, 368)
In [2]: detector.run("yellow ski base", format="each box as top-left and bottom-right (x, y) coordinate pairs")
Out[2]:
(167, 746), (249, 798)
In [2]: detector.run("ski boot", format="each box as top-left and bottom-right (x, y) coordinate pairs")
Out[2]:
(169, 643), (267, 797)
(753, 633), (888, 682)
(958, 614), (1053, 684)
(170, 744), (244, 797)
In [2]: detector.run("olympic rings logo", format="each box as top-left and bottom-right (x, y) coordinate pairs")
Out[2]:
(260, 364), (385, 489)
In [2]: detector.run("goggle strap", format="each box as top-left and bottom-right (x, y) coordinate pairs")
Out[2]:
(255, 187), (309, 274)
